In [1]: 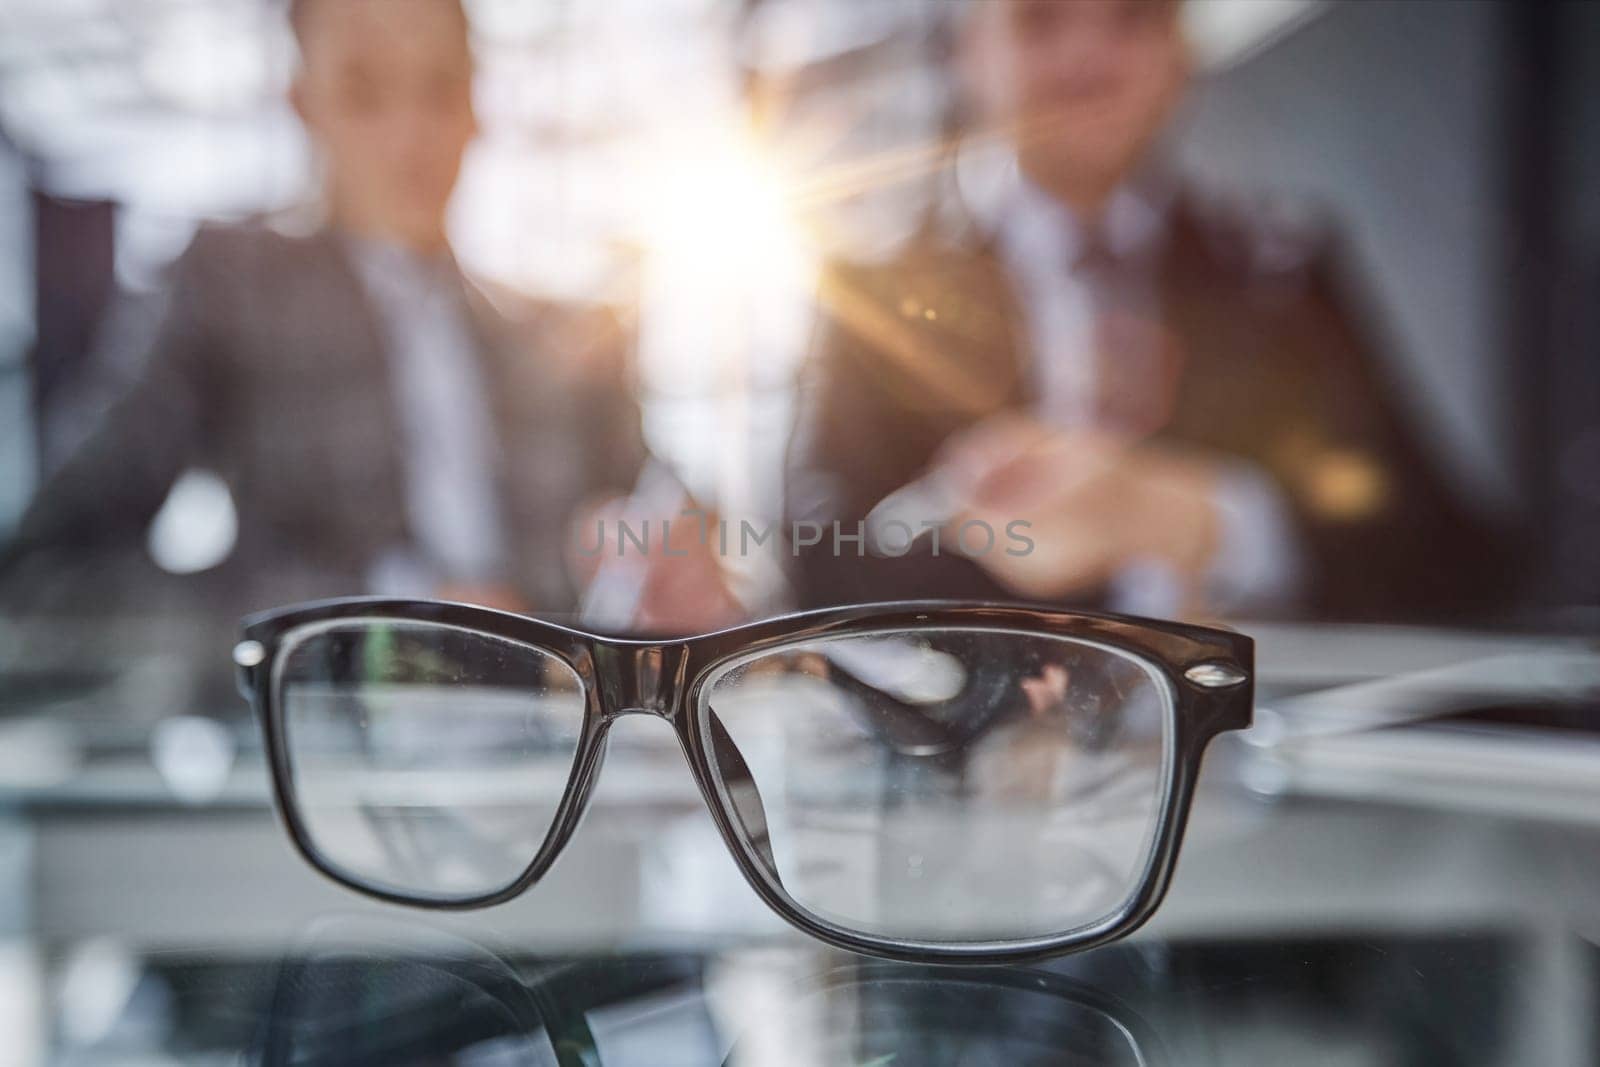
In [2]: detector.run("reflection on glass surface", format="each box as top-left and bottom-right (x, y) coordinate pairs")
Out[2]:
(255, 925), (561, 1067)
(279, 620), (586, 900)
(721, 964), (1155, 1067)
(700, 627), (1172, 941)
(249, 917), (1157, 1067)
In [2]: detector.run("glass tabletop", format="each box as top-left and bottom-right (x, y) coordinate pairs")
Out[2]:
(2, 621), (1598, 1066)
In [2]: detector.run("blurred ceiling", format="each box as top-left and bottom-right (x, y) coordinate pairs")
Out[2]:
(0, 0), (1329, 301)
(0, 0), (1325, 195)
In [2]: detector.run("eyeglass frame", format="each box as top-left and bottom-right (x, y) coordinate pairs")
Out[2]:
(235, 597), (1253, 966)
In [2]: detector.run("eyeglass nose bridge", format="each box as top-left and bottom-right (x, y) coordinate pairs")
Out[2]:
(590, 641), (690, 722)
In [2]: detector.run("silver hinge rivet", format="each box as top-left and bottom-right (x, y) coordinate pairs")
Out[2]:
(1185, 662), (1247, 688)
(233, 640), (267, 668)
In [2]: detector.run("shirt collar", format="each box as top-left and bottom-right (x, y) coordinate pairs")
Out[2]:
(342, 232), (460, 296)
(992, 166), (1174, 276)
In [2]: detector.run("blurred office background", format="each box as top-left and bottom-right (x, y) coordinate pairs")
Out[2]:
(0, 0), (1595, 615)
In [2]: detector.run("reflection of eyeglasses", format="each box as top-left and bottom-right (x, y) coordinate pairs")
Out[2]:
(254, 915), (709, 1067)
(724, 962), (1164, 1067)
(235, 599), (1252, 964)
(255, 915), (1162, 1067)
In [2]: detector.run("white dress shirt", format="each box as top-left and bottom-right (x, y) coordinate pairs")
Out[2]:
(989, 176), (1304, 616)
(346, 237), (509, 595)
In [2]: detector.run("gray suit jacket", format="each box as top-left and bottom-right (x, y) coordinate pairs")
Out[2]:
(3, 222), (645, 617)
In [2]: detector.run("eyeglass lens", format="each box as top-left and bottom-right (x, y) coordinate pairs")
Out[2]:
(699, 628), (1173, 942)
(278, 619), (586, 900)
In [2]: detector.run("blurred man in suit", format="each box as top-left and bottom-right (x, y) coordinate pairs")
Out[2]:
(788, 0), (1515, 621)
(2, 0), (643, 617)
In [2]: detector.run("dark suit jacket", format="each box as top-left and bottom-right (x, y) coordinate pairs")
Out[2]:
(2, 222), (645, 617)
(788, 193), (1517, 622)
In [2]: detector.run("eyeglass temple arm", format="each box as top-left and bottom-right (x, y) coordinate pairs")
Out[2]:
(824, 653), (1034, 756)
(1244, 647), (1600, 748)
(822, 662), (973, 753)
(705, 710), (781, 881)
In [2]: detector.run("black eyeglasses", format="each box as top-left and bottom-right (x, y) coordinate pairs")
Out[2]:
(234, 599), (1252, 965)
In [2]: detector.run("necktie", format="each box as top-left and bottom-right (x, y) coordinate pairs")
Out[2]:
(1072, 224), (1180, 438)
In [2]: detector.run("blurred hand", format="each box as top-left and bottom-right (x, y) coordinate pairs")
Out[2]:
(432, 582), (530, 614)
(935, 415), (1221, 603)
(570, 496), (744, 633)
